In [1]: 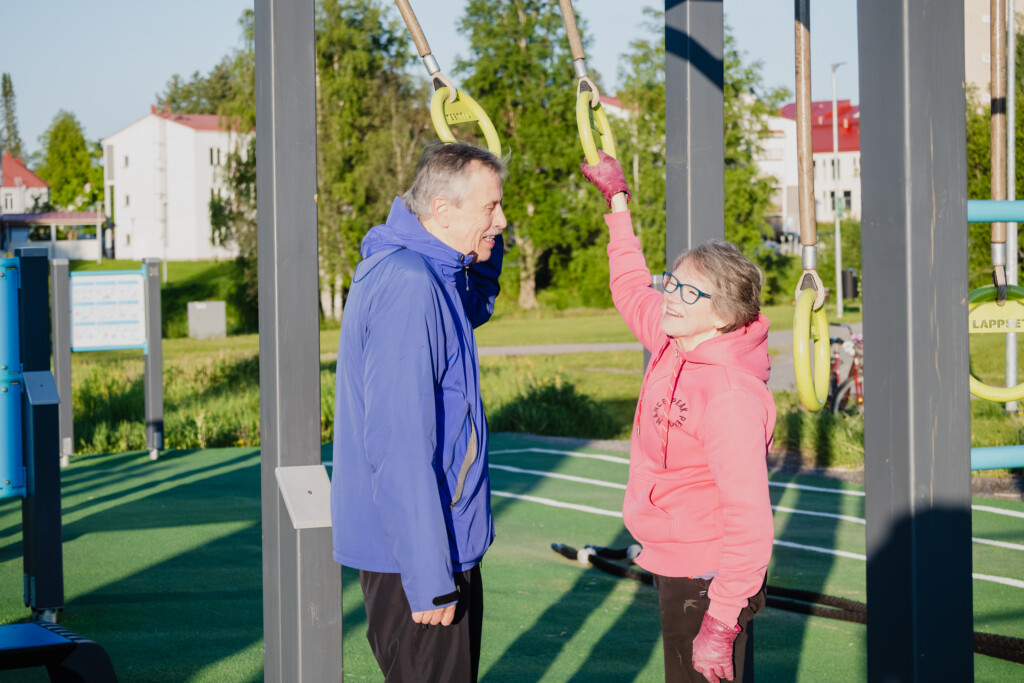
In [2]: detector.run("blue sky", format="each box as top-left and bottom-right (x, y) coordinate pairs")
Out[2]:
(0, 0), (858, 158)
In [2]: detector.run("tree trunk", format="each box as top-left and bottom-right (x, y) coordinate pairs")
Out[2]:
(332, 274), (344, 321)
(517, 236), (539, 309)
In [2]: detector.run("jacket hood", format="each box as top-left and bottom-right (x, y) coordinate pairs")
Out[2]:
(360, 197), (473, 278)
(681, 313), (771, 382)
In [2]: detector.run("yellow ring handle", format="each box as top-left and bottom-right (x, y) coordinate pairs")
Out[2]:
(968, 284), (1024, 401)
(577, 91), (617, 166)
(793, 289), (831, 411)
(430, 87), (501, 157)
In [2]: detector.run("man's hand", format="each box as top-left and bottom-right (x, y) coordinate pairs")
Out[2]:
(692, 612), (741, 683)
(580, 150), (631, 208)
(411, 604), (456, 627)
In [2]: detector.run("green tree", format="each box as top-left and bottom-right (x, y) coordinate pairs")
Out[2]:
(35, 110), (103, 210)
(616, 8), (667, 273)
(1, 73), (24, 159)
(314, 0), (430, 320)
(156, 58), (237, 115)
(207, 9), (259, 329)
(457, 0), (606, 309)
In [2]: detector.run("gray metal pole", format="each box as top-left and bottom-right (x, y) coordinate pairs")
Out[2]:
(51, 259), (73, 467)
(831, 63), (844, 317)
(21, 370), (63, 623)
(1006, 1), (1018, 412)
(143, 258), (163, 460)
(13, 247), (63, 623)
(14, 248), (50, 374)
(857, 2), (974, 680)
(256, 0), (343, 680)
(665, 0), (724, 263)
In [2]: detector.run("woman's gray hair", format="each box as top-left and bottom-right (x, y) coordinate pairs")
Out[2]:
(402, 143), (508, 220)
(672, 240), (764, 334)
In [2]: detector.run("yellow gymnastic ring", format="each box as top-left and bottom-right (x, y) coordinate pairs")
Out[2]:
(968, 284), (1024, 402)
(577, 91), (617, 166)
(430, 87), (502, 157)
(793, 288), (831, 411)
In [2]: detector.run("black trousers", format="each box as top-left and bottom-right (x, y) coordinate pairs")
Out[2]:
(653, 574), (766, 683)
(360, 565), (483, 683)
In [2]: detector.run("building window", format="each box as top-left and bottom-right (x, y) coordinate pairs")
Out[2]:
(210, 147), (221, 166)
(832, 159), (839, 180)
(843, 190), (852, 213)
(124, 155), (129, 168)
(853, 157), (860, 178)
(2, 194), (11, 210)
(125, 194), (130, 207)
(812, 160), (817, 179)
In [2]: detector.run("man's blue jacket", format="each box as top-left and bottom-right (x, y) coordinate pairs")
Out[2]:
(330, 197), (501, 612)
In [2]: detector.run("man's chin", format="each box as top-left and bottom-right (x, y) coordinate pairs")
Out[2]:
(474, 243), (493, 262)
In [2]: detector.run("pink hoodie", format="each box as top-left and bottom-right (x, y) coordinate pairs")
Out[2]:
(606, 211), (775, 627)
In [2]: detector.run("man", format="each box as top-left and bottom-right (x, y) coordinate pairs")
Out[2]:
(330, 143), (507, 682)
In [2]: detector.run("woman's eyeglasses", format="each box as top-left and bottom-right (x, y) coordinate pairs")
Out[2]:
(662, 271), (712, 305)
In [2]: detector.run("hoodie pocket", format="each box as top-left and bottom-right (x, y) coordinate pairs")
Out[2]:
(625, 479), (720, 544)
(624, 480), (676, 543)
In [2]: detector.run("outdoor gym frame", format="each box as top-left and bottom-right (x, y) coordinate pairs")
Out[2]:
(255, 1), (975, 680)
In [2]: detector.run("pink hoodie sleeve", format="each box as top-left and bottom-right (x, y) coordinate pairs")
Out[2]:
(702, 390), (775, 626)
(605, 211), (663, 352)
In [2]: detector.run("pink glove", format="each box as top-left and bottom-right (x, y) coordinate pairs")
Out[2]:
(579, 150), (631, 208)
(691, 612), (741, 683)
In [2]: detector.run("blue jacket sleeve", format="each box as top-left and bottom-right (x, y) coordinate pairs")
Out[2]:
(361, 261), (456, 612)
(457, 235), (503, 328)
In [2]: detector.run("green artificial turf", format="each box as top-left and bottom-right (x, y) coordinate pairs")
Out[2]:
(1, 435), (1021, 681)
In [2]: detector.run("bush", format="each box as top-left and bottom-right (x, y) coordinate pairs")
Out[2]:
(486, 367), (619, 439)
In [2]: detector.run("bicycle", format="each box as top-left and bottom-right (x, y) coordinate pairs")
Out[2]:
(825, 323), (864, 416)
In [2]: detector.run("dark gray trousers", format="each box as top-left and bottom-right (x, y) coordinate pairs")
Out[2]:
(360, 565), (483, 683)
(653, 574), (766, 682)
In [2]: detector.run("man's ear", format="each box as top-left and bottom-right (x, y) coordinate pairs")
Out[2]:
(431, 195), (450, 228)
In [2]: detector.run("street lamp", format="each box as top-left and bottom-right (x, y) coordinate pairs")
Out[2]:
(831, 61), (846, 318)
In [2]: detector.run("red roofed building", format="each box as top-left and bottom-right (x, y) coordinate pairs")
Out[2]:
(758, 99), (861, 237)
(1, 152), (50, 214)
(99, 106), (246, 261)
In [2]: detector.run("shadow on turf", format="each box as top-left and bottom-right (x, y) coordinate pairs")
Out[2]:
(763, 454), (845, 681)
(0, 450), (258, 558)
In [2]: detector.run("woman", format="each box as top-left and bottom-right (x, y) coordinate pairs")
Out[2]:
(582, 152), (775, 683)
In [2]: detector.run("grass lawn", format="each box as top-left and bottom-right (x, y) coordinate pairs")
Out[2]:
(1, 437), (1021, 681)
(66, 303), (1024, 470)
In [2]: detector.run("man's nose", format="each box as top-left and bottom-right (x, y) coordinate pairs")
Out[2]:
(494, 205), (508, 229)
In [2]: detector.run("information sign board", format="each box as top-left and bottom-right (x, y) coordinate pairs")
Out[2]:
(70, 270), (147, 351)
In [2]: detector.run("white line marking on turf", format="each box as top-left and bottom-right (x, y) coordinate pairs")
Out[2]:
(490, 464), (626, 490)
(973, 573), (1024, 589)
(769, 481), (864, 497)
(971, 537), (1024, 552)
(491, 490), (622, 518)
(772, 505), (866, 525)
(972, 504), (1024, 520)
(492, 448), (1024, 521)
(490, 447), (630, 465)
(772, 540), (866, 561)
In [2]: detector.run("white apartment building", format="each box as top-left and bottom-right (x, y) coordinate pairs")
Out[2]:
(101, 106), (244, 261)
(763, 100), (862, 234)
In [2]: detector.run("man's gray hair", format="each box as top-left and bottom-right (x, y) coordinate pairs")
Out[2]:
(402, 143), (508, 220)
(672, 240), (764, 334)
